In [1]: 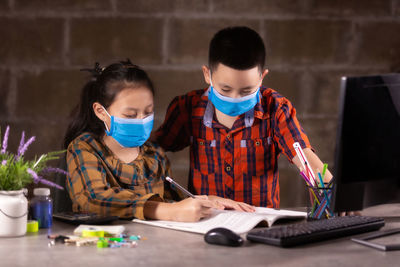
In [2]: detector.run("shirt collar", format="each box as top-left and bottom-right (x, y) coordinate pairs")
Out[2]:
(200, 87), (269, 129)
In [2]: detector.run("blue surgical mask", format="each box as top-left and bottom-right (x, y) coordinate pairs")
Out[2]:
(208, 71), (260, 116)
(102, 107), (154, 148)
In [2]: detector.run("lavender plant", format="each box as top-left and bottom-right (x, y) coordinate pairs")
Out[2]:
(0, 126), (67, 191)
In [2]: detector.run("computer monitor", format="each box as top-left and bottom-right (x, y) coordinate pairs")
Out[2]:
(332, 73), (400, 212)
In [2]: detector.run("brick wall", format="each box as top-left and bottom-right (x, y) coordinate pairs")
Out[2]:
(1, 0), (399, 207)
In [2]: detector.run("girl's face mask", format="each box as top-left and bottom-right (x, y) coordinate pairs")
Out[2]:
(102, 106), (154, 148)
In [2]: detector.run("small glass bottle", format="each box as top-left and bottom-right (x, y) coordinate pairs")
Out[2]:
(31, 188), (53, 228)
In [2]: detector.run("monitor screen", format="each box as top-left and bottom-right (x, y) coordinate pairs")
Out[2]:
(333, 74), (400, 212)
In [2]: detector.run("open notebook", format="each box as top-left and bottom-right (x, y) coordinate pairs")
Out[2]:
(132, 207), (307, 235)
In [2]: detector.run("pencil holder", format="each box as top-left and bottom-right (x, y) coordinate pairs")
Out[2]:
(306, 184), (334, 220)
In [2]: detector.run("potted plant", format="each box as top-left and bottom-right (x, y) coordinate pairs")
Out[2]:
(0, 126), (67, 237)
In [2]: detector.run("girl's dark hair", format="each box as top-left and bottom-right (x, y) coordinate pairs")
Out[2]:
(63, 59), (154, 149)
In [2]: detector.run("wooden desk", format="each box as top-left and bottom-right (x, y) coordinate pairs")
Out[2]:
(1, 204), (400, 267)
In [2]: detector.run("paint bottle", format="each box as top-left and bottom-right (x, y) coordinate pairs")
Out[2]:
(31, 188), (52, 228)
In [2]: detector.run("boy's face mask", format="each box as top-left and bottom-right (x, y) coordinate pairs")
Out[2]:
(102, 106), (154, 148)
(208, 85), (260, 117)
(208, 71), (260, 117)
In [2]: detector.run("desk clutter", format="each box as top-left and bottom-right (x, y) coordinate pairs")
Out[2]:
(47, 225), (146, 249)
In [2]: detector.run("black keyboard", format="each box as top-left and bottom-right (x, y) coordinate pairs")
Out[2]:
(246, 216), (385, 247)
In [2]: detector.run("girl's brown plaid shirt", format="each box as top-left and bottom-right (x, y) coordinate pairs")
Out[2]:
(66, 133), (180, 219)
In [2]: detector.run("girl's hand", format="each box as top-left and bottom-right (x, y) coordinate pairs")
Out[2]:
(170, 196), (222, 222)
(207, 195), (255, 212)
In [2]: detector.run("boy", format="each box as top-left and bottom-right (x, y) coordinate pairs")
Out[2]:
(155, 26), (332, 209)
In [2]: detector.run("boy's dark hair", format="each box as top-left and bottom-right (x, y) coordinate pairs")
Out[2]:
(63, 59), (154, 149)
(208, 26), (265, 72)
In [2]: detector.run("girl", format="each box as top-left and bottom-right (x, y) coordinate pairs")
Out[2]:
(63, 60), (251, 222)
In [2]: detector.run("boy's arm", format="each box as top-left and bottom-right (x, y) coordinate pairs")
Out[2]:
(273, 98), (313, 164)
(292, 148), (333, 182)
(273, 99), (357, 215)
(272, 99), (333, 182)
(152, 96), (191, 152)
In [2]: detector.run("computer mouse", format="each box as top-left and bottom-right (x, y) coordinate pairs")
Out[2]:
(204, 227), (244, 247)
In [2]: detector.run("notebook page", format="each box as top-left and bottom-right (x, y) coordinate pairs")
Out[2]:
(133, 210), (274, 235)
(253, 207), (307, 225)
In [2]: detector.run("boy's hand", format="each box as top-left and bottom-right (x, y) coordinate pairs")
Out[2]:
(339, 211), (362, 216)
(207, 195), (255, 212)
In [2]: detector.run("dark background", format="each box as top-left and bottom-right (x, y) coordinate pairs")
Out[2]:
(1, 0), (399, 207)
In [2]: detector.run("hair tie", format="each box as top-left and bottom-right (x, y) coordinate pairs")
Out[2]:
(80, 62), (104, 79)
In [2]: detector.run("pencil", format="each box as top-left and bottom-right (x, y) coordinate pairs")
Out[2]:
(165, 176), (195, 198)
(322, 163), (328, 180)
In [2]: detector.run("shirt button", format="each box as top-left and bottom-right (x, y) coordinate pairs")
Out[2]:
(227, 134), (231, 139)
(199, 141), (204, 146)
(255, 141), (260, 146)
(226, 166), (231, 172)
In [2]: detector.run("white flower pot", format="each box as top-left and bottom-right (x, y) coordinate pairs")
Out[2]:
(0, 190), (28, 237)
